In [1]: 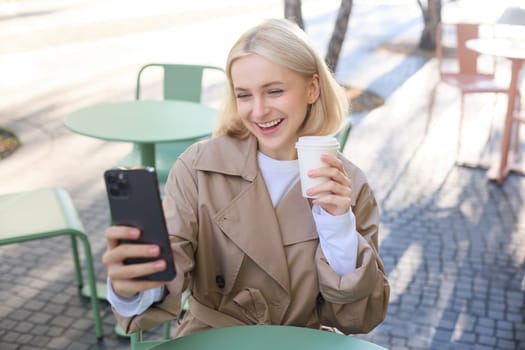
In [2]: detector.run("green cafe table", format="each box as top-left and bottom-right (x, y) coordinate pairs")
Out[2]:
(149, 325), (387, 350)
(64, 100), (217, 167)
(64, 99), (216, 319)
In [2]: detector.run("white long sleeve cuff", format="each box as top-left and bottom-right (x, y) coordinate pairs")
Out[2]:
(106, 277), (164, 317)
(312, 204), (358, 276)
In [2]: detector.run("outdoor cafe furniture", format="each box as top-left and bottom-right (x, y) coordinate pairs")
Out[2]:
(131, 63), (225, 182)
(465, 37), (525, 184)
(428, 22), (509, 159)
(64, 99), (216, 337)
(64, 100), (217, 168)
(146, 325), (387, 350)
(0, 187), (104, 340)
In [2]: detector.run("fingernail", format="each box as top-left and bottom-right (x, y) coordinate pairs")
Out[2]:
(148, 246), (159, 255)
(129, 228), (140, 238)
(154, 260), (166, 270)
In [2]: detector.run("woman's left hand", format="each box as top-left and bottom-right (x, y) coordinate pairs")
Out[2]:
(306, 154), (352, 216)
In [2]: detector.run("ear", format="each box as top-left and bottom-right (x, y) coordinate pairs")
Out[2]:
(307, 73), (320, 104)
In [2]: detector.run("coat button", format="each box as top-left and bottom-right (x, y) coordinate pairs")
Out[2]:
(316, 293), (324, 305)
(216, 275), (225, 289)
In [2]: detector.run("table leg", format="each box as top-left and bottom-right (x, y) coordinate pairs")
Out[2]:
(488, 58), (524, 184)
(139, 143), (156, 168)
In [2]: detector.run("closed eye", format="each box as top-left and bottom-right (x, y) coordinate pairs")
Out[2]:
(235, 92), (251, 99)
(268, 89), (283, 95)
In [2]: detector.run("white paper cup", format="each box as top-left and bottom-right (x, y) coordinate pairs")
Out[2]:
(295, 136), (339, 198)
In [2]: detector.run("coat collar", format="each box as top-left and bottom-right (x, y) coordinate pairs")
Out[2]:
(193, 135), (258, 181)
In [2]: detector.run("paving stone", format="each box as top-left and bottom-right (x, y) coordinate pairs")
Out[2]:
(496, 338), (519, 350)
(30, 325), (50, 336)
(515, 324), (525, 341)
(29, 312), (53, 324)
(505, 311), (523, 323)
(473, 344), (495, 350)
(8, 309), (32, 321)
(17, 333), (34, 345)
(433, 329), (452, 342)
(487, 309), (505, 321)
(475, 325), (495, 337)
(14, 322), (34, 333)
(1, 343), (19, 350)
(51, 315), (76, 328)
(453, 331), (476, 343)
(452, 342), (474, 350)
(477, 334), (498, 347)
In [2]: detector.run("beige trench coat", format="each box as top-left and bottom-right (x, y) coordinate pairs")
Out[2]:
(114, 134), (389, 336)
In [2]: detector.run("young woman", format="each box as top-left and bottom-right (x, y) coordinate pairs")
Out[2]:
(103, 18), (389, 337)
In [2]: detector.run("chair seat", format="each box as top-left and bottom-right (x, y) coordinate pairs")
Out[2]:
(0, 187), (103, 339)
(0, 187), (84, 242)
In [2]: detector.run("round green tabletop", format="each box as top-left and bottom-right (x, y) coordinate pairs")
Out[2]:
(65, 100), (216, 143)
(64, 100), (217, 166)
(149, 325), (387, 350)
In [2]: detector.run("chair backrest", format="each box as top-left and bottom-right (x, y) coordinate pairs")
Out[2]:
(135, 63), (225, 102)
(456, 23), (481, 75)
(436, 22), (493, 76)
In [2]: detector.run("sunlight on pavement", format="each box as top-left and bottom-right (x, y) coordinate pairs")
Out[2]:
(451, 305), (470, 342)
(378, 224), (390, 247)
(388, 242), (422, 303)
(509, 212), (525, 266)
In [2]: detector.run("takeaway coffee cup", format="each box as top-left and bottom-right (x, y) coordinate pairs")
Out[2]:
(295, 136), (340, 198)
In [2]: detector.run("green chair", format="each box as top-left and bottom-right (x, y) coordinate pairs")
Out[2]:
(334, 116), (353, 152)
(120, 63), (225, 183)
(128, 289), (190, 349)
(0, 187), (104, 340)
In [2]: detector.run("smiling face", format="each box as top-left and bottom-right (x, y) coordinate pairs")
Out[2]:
(230, 54), (319, 160)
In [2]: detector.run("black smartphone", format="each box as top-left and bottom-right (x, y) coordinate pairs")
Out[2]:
(103, 167), (176, 281)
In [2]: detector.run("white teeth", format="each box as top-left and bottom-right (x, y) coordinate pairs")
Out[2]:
(257, 119), (282, 128)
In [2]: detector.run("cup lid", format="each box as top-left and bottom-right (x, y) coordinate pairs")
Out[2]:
(295, 136), (339, 148)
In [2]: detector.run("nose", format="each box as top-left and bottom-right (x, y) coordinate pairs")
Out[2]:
(252, 96), (268, 119)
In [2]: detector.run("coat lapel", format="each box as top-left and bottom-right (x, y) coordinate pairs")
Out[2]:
(195, 135), (291, 293)
(275, 181), (318, 245)
(214, 173), (291, 293)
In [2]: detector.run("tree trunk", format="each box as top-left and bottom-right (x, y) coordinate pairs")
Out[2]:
(417, 0), (442, 51)
(325, 0), (354, 72)
(283, 0), (353, 72)
(284, 0), (304, 30)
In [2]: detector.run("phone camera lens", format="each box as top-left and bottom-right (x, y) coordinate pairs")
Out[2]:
(118, 176), (129, 191)
(107, 173), (117, 184)
(109, 185), (120, 197)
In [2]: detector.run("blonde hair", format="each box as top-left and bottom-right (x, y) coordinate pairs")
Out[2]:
(214, 18), (348, 138)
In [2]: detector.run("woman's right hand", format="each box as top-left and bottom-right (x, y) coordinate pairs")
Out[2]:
(102, 226), (168, 298)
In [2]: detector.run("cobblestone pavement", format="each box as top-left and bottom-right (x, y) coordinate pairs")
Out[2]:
(1, 0), (524, 349)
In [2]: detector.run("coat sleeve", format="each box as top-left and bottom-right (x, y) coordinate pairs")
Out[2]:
(112, 148), (200, 334)
(315, 167), (390, 334)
